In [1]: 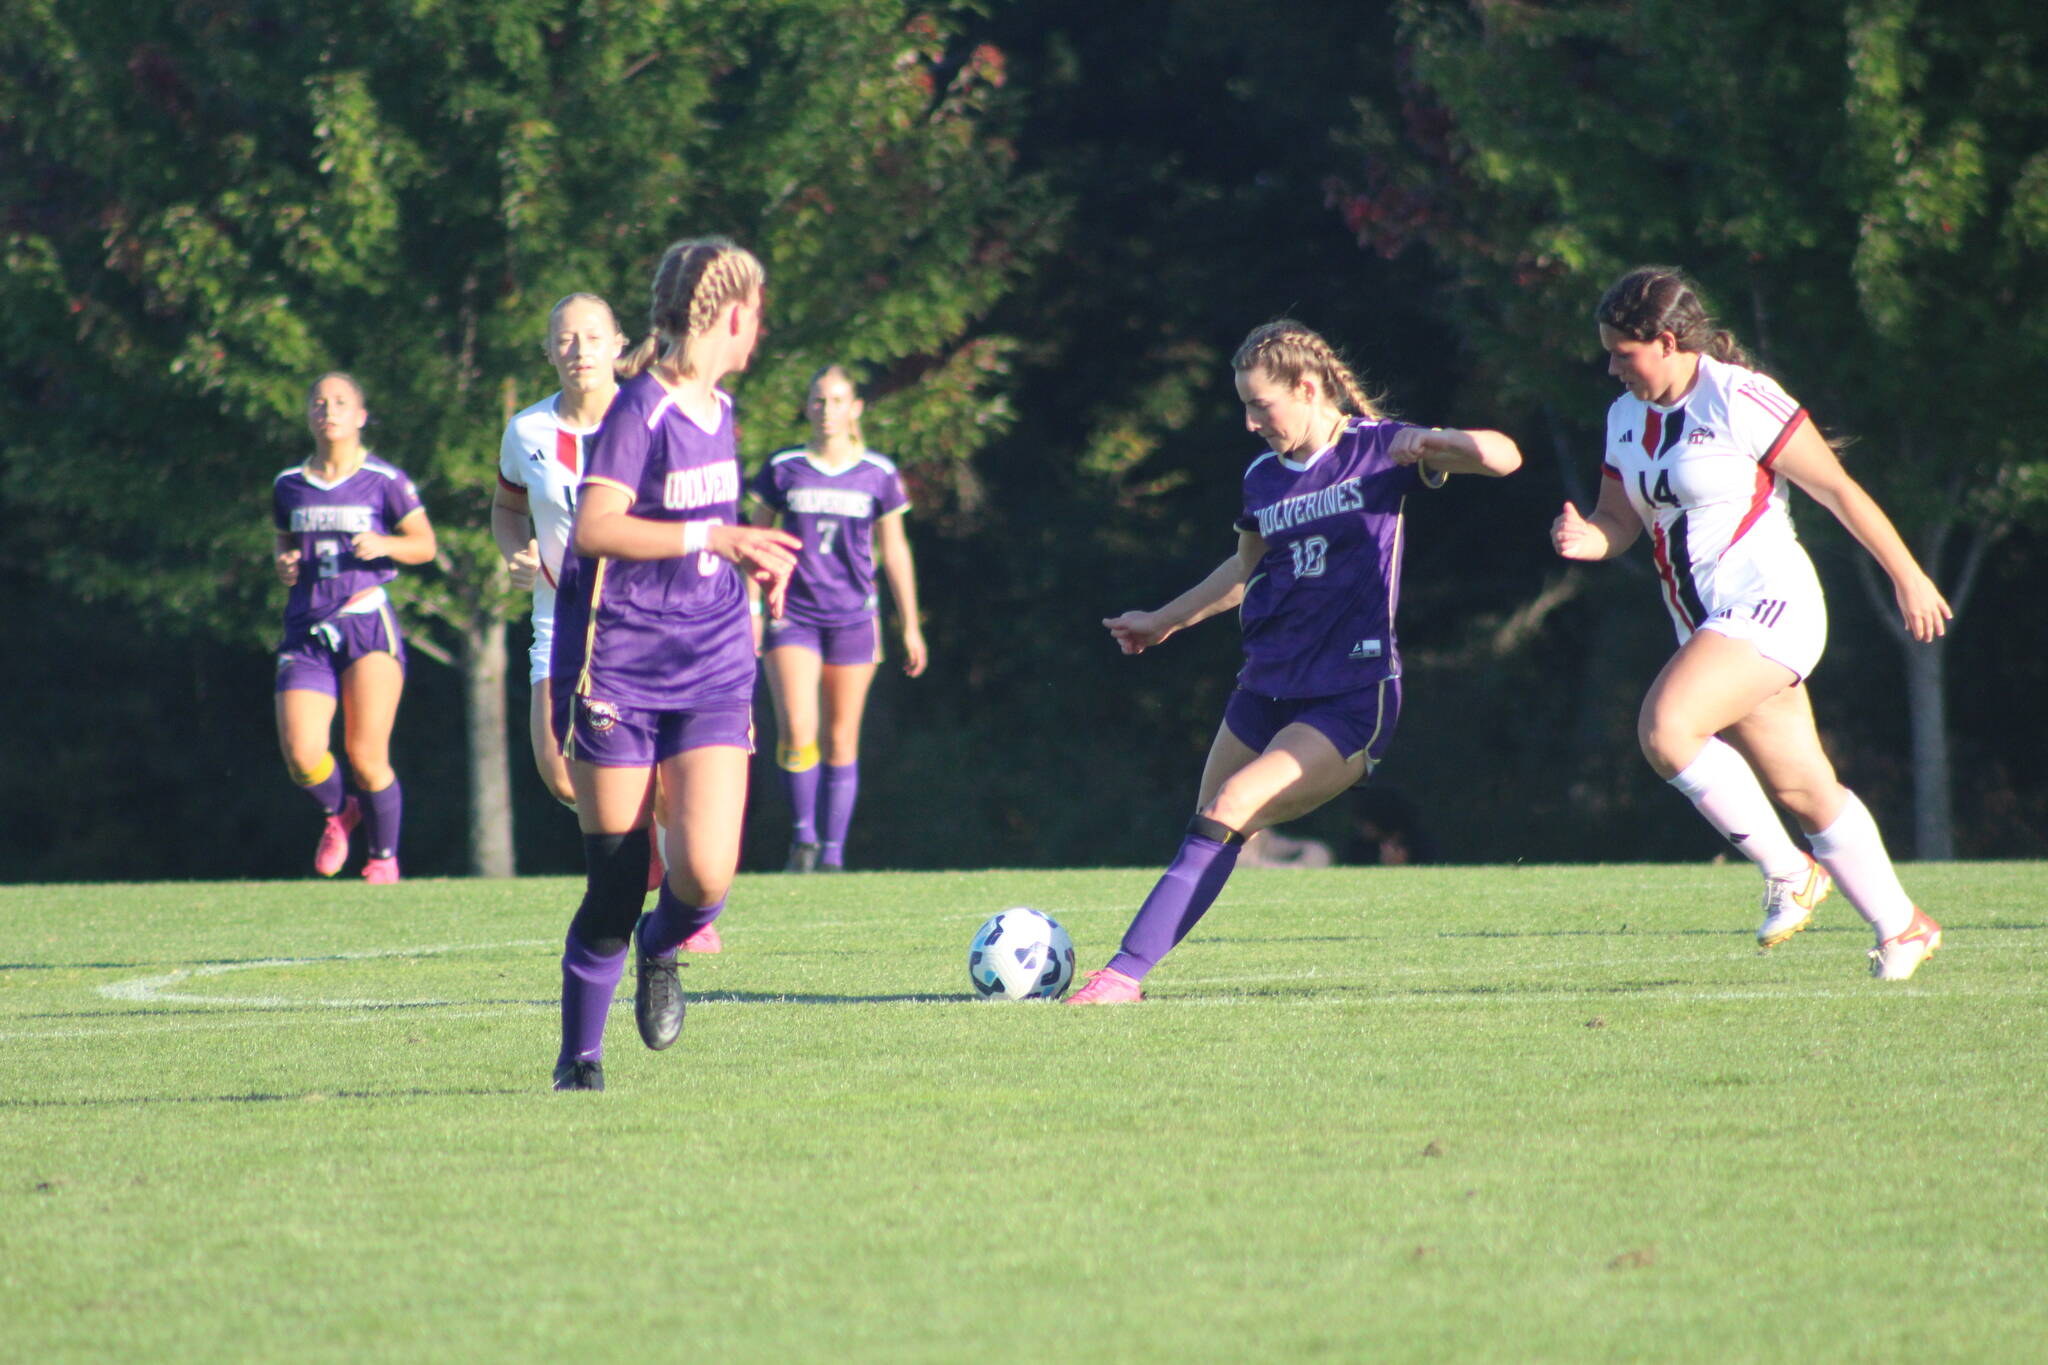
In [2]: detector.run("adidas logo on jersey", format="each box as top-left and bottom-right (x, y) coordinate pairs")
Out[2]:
(1349, 639), (1383, 660)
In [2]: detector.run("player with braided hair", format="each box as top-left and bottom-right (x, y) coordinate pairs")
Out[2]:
(1069, 320), (1521, 1004)
(546, 237), (799, 1089)
(1554, 265), (1949, 979)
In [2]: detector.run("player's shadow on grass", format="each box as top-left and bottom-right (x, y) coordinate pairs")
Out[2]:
(692, 991), (970, 1005)
(0, 1086), (530, 1111)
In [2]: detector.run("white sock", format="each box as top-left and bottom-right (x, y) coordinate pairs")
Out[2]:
(1806, 790), (1915, 939)
(1666, 738), (1809, 880)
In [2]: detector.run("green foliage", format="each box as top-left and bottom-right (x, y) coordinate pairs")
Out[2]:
(0, 0), (1052, 649)
(5, 866), (2047, 1360)
(1334, 0), (2048, 540)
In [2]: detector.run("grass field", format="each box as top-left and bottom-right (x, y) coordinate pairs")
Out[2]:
(3, 862), (2044, 1363)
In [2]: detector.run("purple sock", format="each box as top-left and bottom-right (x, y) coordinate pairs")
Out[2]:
(301, 764), (347, 815)
(1106, 833), (1242, 980)
(782, 764), (821, 843)
(558, 929), (627, 1066)
(819, 762), (859, 867)
(638, 881), (726, 959)
(361, 778), (403, 859)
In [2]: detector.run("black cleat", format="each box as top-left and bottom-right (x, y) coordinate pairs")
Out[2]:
(785, 841), (822, 873)
(552, 1059), (604, 1091)
(633, 914), (685, 1050)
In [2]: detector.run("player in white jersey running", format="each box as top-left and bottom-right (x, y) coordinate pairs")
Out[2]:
(1552, 266), (1951, 980)
(493, 294), (625, 807)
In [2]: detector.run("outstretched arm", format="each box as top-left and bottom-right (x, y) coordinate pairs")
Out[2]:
(573, 482), (803, 615)
(1389, 425), (1523, 480)
(1103, 531), (1264, 655)
(1772, 420), (1951, 641)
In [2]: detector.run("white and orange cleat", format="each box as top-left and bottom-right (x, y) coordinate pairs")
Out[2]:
(313, 797), (361, 878)
(361, 856), (401, 885)
(1065, 967), (1144, 1005)
(1870, 908), (1942, 981)
(1758, 857), (1831, 948)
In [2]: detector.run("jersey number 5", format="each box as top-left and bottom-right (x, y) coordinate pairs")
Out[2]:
(1290, 535), (1329, 579)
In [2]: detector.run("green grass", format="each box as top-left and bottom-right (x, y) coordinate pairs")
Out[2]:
(2, 863), (2044, 1363)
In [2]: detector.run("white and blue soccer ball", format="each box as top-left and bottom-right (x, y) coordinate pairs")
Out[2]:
(968, 908), (1076, 1001)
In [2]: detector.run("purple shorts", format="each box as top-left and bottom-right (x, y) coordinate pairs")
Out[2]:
(557, 693), (756, 768)
(274, 605), (407, 696)
(1223, 678), (1402, 769)
(762, 613), (882, 667)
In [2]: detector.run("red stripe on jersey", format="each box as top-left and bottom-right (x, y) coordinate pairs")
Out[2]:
(497, 472), (524, 494)
(1738, 382), (1798, 424)
(555, 427), (580, 476)
(1650, 522), (1695, 631)
(1601, 462), (1622, 480)
(1757, 407), (1808, 471)
(1728, 460), (1777, 549)
(1642, 410), (1663, 459)
(542, 562), (558, 589)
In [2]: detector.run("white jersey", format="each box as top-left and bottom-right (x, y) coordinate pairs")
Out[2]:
(500, 393), (605, 684)
(1602, 354), (1823, 642)
(498, 393), (601, 592)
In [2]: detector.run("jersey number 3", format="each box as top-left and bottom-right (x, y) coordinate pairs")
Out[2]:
(1290, 535), (1329, 579)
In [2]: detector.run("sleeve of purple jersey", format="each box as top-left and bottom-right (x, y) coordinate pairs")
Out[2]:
(583, 402), (650, 503)
(385, 466), (426, 526)
(878, 466), (910, 518)
(747, 458), (784, 512)
(272, 478), (290, 533)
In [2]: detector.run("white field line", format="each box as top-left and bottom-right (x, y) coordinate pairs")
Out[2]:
(0, 933), (2023, 1044)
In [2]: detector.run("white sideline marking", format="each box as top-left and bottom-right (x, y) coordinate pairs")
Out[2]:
(95, 940), (554, 1009)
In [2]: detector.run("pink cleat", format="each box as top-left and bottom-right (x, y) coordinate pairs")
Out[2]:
(682, 924), (723, 955)
(314, 797), (360, 877)
(1066, 967), (1144, 1005)
(1870, 907), (1942, 980)
(361, 856), (401, 885)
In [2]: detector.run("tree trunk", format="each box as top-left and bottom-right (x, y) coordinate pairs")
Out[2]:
(463, 617), (517, 878)
(1900, 634), (1953, 861)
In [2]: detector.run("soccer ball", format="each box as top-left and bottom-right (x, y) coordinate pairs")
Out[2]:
(968, 908), (1076, 1001)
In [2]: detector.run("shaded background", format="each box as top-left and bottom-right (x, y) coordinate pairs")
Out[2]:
(5, 1), (2043, 882)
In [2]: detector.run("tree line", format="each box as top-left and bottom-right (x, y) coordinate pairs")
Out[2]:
(3, 0), (2044, 881)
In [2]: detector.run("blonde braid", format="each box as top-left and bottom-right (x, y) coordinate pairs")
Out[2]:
(1231, 320), (1382, 419)
(620, 237), (766, 379)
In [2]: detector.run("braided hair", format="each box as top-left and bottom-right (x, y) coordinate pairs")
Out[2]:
(1231, 321), (1383, 419)
(619, 237), (766, 379)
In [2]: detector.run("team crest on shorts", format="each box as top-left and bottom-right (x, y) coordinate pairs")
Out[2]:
(580, 698), (621, 733)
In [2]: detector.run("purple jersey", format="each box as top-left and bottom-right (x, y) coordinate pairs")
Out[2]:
(1232, 418), (1435, 698)
(550, 372), (754, 710)
(749, 448), (910, 626)
(271, 455), (425, 633)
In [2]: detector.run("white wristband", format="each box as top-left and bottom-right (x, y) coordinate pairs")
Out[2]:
(680, 520), (712, 555)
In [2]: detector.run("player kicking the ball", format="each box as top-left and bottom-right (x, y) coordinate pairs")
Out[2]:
(1069, 320), (1521, 1004)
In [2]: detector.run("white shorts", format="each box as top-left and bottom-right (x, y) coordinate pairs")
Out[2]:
(528, 583), (557, 686)
(1689, 586), (1828, 681)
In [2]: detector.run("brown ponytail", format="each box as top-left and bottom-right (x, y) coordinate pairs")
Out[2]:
(1596, 267), (1755, 369)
